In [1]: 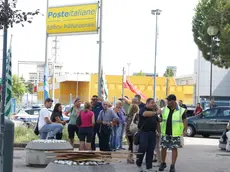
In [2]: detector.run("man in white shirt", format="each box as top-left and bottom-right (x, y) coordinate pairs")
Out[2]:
(39, 98), (63, 139)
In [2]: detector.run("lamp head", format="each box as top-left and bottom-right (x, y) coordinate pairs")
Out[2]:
(207, 26), (219, 36)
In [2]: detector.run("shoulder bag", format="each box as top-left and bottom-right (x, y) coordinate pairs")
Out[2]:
(34, 116), (40, 135)
(134, 120), (147, 145)
(76, 110), (82, 126)
(130, 113), (138, 134)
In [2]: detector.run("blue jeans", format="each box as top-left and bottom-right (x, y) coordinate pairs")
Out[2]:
(116, 123), (125, 149)
(39, 123), (63, 139)
(136, 131), (156, 169)
(110, 126), (118, 150)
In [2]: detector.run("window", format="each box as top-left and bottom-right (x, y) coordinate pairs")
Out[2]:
(220, 109), (230, 117)
(202, 109), (218, 118)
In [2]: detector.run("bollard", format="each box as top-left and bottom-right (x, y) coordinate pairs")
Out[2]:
(3, 119), (14, 172)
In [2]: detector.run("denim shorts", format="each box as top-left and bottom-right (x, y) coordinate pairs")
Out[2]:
(78, 127), (93, 142)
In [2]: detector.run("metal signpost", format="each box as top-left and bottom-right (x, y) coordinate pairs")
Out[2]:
(0, 0), (8, 171)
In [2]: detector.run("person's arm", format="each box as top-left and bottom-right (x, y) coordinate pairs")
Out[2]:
(43, 110), (52, 124)
(143, 107), (161, 117)
(96, 110), (103, 124)
(227, 122), (230, 130)
(182, 112), (188, 136)
(64, 107), (73, 117)
(111, 110), (119, 125)
(91, 112), (95, 126)
(123, 97), (131, 104)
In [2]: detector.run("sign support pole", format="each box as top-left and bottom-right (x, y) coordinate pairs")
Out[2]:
(44, 0), (49, 101)
(97, 0), (103, 98)
(0, 0), (8, 170)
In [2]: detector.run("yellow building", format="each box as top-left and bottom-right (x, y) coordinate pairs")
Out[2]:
(37, 74), (194, 105)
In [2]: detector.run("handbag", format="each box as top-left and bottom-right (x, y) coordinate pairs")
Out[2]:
(34, 122), (39, 135)
(76, 110), (82, 126)
(130, 113), (138, 134)
(100, 124), (112, 135)
(34, 115), (40, 135)
(134, 120), (147, 145)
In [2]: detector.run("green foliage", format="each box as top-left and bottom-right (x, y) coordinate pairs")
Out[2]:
(14, 126), (39, 143)
(12, 75), (26, 101)
(25, 81), (34, 94)
(164, 68), (174, 77)
(193, 0), (230, 68)
(0, 0), (40, 29)
(134, 70), (146, 76)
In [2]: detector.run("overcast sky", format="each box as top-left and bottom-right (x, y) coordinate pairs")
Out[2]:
(0, 0), (198, 79)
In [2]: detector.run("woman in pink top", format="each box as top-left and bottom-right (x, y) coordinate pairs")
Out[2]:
(78, 102), (95, 150)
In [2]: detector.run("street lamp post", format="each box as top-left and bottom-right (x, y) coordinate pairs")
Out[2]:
(151, 9), (161, 101)
(127, 63), (131, 76)
(207, 26), (219, 101)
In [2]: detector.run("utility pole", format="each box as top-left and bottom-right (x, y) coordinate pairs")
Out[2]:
(0, 0), (8, 171)
(122, 67), (125, 99)
(97, 0), (103, 97)
(127, 63), (131, 76)
(52, 36), (59, 103)
(151, 9), (161, 101)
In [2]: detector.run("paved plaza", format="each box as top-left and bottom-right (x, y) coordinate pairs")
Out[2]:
(13, 137), (230, 172)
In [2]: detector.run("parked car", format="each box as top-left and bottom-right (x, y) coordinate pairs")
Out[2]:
(13, 108), (69, 128)
(187, 106), (230, 138)
(186, 106), (195, 117)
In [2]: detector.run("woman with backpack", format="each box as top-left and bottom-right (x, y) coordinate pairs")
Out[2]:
(78, 102), (95, 150)
(125, 104), (139, 164)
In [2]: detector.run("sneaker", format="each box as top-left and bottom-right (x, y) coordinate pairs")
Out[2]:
(169, 165), (176, 172)
(159, 163), (167, 171)
(137, 166), (143, 172)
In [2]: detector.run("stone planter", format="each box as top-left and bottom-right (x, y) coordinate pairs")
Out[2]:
(25, 140), (73, 166)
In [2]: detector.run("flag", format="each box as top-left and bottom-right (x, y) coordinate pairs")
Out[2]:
(5, 48), (12, 116)
(125, 79), (147, 99)
(101, 69), (108, 101)
(44, 65), (49, 100)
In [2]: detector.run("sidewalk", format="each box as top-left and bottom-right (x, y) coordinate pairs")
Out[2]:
(14, 137), (230, 172)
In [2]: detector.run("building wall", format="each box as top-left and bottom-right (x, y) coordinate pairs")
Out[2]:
(195, 51), (230, 99)
(37, 74), (194, 105)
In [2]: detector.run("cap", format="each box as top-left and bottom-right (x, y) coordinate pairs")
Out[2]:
(166, 94), (176, 101)
(45, 98), (53, 103)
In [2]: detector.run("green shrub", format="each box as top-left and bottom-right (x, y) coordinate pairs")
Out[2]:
(14, 126), (127, 144)
(14, 126), (39, 143)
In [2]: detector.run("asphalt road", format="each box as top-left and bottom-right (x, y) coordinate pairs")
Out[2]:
(13, 137), (230, 172)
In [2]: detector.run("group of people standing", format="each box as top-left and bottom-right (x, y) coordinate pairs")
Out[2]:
(37, 93), (188, 172)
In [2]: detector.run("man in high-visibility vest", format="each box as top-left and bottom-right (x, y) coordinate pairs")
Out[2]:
(159, 94), (187, 172)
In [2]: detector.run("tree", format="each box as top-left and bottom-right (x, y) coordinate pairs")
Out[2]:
(0, 0), (40, 30)
(163, 68), (174, 77)
(12, 75), (26, 101)
(192, 0), (230, 68)
(25, 81), (34, 94)
(134, 70), (146, 76)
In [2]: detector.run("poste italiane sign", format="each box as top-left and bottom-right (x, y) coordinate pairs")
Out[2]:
(46, 3), (98, 35)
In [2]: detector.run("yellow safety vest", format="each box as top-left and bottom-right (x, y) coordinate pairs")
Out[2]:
(161, 106), (185, 137)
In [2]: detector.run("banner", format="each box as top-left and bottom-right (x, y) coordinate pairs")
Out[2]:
(47, 3), (99, 34)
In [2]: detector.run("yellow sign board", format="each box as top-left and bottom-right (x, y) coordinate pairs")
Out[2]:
(47, 4), (98, 34)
